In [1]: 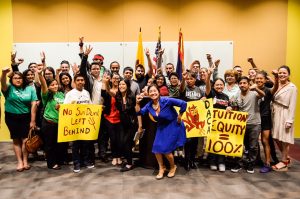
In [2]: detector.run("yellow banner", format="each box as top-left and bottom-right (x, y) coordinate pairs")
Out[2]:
(180, 99), (213, 138)
(58, 104), (102, 142)
(205, 109), (248, 157)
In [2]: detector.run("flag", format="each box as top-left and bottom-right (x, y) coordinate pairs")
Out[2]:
(136, 27), (144, 67)
(176, 29), (184, 80)
(155, 26), (162, 68)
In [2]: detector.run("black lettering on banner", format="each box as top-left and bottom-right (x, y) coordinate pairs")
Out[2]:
(63, 108), (72, 116)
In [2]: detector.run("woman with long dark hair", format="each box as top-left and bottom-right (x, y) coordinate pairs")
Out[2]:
(59, 72), (73, 94)
(115, 79), (137, 171)
(136, 84), (187, 179)
(1, 68), (37, 171)
(38, 69), (65, 169)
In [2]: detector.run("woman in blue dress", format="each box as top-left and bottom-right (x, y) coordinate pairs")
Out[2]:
(136, 84), (187, 180)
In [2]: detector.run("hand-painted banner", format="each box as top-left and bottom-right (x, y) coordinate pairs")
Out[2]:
(179, 99), (213, 138)
(58, 104), (102, 142)
(205, 108), (248, 157)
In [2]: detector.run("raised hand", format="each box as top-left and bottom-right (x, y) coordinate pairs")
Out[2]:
(206, 54), (212, 60)
(214, 59), (220, 68)
(247, 57), (253, 63)
(84, 45), (93, 56)
(40, 51), (46, 63)
(16, 58), (24, 65)
(2, 67), (11, 74)
(159, 48), (165, 55)
(11, 51), (17, 63)
(56, 68), (62, 75)
(182, 70), (187, 80)
(145, 48), (150, 57)
(136, 93), (144, 103)
(79, 37), (84, 44)
(71, 63), (79, 74)
(272, 69), (278, 78)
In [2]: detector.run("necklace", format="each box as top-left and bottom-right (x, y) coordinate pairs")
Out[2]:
(152, 103), (160, 111)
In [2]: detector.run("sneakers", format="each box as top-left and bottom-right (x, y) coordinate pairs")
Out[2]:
(85, 162), (95, 169)
(73, 164), (80, 173)
(246, 165), (254, 174)
(218, 164), (226, 172)
(260, 165), (272, 173)
(231, 165), (242, 173)
(210, 164), (218, 171)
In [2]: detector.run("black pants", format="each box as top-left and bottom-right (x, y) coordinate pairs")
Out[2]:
(97, 116), (109, 158)
(104, 119), (122, 158)
(72, 140), (93, 166)
(120, 124), (134, 165)
(184, 137), (198, 162)
(41, 119), (66, 168)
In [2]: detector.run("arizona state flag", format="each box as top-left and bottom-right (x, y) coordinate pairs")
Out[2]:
(136, 27), (144, 67)
(176, 30), (184, 80)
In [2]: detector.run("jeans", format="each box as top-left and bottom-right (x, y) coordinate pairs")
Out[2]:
(243, 124), (261, 165)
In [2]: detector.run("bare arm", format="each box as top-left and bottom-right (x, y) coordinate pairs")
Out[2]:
(179, 71), (187, 93)
(145, 48), (153, 77)
(30, 101), (37, 130)
(37, 70), (48, 94)
(250, 84), (265, 98)
(205, 68), (213, 96)
(247, 57), (258, 69)
(270, 70), (279, 95)
(1, 68), (11, 92)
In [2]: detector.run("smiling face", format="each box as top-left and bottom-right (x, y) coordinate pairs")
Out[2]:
(170, 75), (179, 86)
(225, 74), (236, 84)
(186, 74), (196, 88)
(48, 80), (59, 93)
(118, 80), (128, 93)
(156, 76), (164, 87)
(255, 73), (266, 88)
(25, 70), (35, 83)
(214, 79), (225, 93)
(111, 73), (120, 87)
(199, 68), (208, 81)
(248, 69), (257, 80)
(148, 85), (160, 101)
(60, 63), (70, 73)
(61, 74), (70, 86)
(278, 67), (290, 84)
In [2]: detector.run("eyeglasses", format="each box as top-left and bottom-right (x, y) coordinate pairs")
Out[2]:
(12, 77), (22, 80)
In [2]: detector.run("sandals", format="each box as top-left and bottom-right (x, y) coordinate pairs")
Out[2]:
(272, 161), (288, 171)
(156, 167), (166, 180)
(167, 165), (177, 178)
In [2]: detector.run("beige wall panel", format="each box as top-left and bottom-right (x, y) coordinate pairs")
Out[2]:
(67, 0), (124, 41)
(232, 0), (288, 73)
(12, 0), (69, 42)
(123, 0), (179, 41)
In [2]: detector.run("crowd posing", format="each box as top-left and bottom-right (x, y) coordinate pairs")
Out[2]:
(0, 38), (297, 179)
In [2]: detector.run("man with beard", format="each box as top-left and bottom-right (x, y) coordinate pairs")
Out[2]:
(134, 48), (153, 90)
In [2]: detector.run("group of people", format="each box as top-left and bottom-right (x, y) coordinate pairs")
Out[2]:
(0, 37), (297, 179)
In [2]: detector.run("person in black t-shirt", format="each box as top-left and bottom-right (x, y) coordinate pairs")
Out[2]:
(255, 70), (279, 173)
(206, 68), (231, 172)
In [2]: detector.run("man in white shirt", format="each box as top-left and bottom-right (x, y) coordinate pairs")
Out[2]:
(64, 74), (94, 173)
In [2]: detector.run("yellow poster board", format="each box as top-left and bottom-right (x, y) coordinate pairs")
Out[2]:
(181, 99), (213, 138)
(205, 108), (248, 157)
(58, 104), (102, 142)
